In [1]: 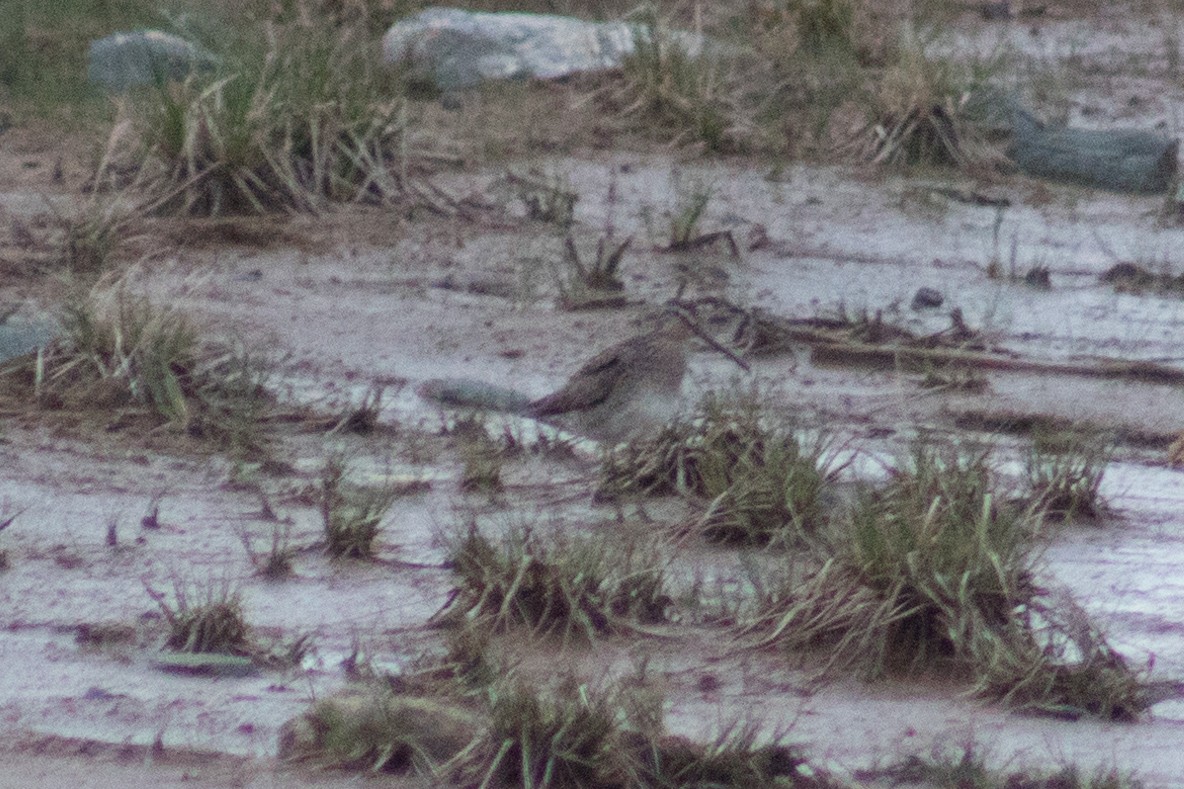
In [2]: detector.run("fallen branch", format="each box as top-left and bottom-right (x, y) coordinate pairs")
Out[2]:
(953, 409), (1177, 450)
(809, 340), (1184, 385)
(681, 295), (1184, 386)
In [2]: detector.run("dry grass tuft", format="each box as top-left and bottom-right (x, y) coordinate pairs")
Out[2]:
(740, 441), (1150, 719)
(437, 523), (671, 643)
(320, 455), (398, 559)
(147, 576), (251, 655)
(111, 1), (415, 216)
(554, 234), (631, 310)
(606, 9), (745, 153)
(848, 27), (1009, 169)
(282, 650), (833, 785)
(863, 742), (1142, 789)
(0, 283), (273, 452)
(1026, 429), (1111, 523)
(459, 674), (831, 788)
(600, 394), (837, 546)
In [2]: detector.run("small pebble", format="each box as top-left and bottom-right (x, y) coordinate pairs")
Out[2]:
(911, 287), (944, 310)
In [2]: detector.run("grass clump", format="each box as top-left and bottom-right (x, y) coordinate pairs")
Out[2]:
(122, 2), (411, 215)
(504, 169), (579, 229)
(793, 0), (857, 57)
(240, 523), (296, 579)
(612, 10), (740, 153)
(974, 592), (1151, 721)
(464, 676), (830, 789)
(864, 743), (1142, 788)
(853, 27), (1007, 168)
(740, 441), (1150, 718)
(147, 576), (250, 655)
(600, 395), (835, 546)
(391, 624), (500, 698)
(320, 456), (397, 559)
(52, 193), (135, 277)
(1, 284), (272, 450)
(666, 183), (713, 250)
(1025, 430), (1110, 523)
(472, 676), (637, 788)
(458, 431), (506, 495)
(278, 635), (493, 776)
(736, 0), (877, 150)
(52, 129), (149, 276)
(655, 181), (738, 257)
(553, 234), (631, 310)
(50, 286), (197, 422)
(324, 384), (389, 436)
(184, 339), (275, 451)
(437, 524), (671, 643)
(742, 443), (1033, 674)
(640, 721), (825, 788)
(282, 661), (831, 786)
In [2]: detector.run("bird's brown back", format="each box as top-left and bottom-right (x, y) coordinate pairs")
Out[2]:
(525, 320), (690, 418)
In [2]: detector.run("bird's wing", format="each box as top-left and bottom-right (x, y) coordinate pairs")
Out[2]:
(526, 345), (627, 416)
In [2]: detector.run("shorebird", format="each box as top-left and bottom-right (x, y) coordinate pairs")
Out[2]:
(524, 306), (749, 443)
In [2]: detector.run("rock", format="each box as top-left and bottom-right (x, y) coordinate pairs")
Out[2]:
(911, 287), (944, 310)
(1023, 266), (1051, 289)
(1008, 108), (1178, 195)
(961, 90), (1178, 194)
(88, 30), (217, 93)
(382, 6), (709, 91)
(0, 315), (56, 364)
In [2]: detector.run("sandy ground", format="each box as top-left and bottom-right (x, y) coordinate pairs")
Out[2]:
(6, 5), (1184, 788)
(0, 734), (429, 788)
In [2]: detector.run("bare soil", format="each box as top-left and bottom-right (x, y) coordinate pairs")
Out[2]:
(5, 5), (1184, 787)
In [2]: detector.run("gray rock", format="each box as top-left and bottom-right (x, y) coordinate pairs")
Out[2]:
(0, 317), (56, 364)
(382, 6), (709, 91)
(88, 30), (217, 93)
(1007, 107), (1178, 195)
(961, 89), (1178, 194)
(911, 287), (944, 310)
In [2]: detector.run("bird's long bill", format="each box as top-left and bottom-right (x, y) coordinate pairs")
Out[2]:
(677, 312), (751, 372)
